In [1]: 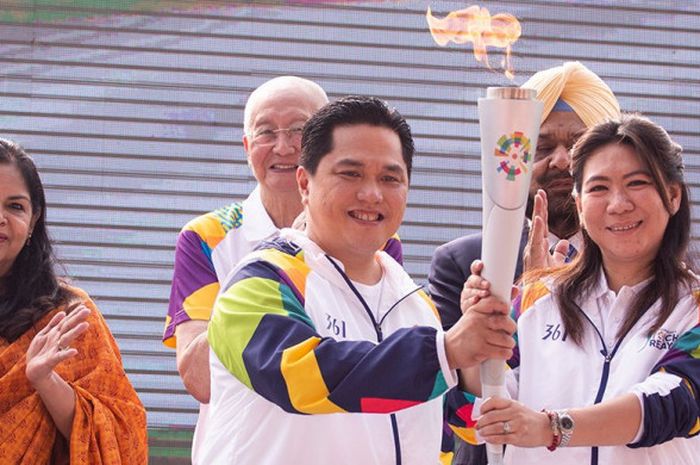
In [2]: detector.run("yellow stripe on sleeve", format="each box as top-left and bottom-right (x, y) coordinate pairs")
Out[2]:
(183, 282), (221, 320)
(689, 417), (700, 436)
(257, 249), (310, 297)
(183, 212), (228, 250)
(418, 290), (441, 322)
(521, 281), (551, 314)
(163, 315), (175, 348)
(439, 451), (454, 465)
(448, 425), (478, 445)
(280, 336), (345, 414)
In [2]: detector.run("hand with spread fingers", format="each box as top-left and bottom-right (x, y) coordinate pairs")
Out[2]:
(523, 189), (570, 272)
(25, 304), (91, 387)
(477, 396), (551, 448)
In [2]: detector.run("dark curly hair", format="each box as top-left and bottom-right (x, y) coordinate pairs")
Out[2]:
(0, 138), (72, 342)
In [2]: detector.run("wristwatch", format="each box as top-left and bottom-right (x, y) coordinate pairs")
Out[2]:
(556, 410), (575, 447)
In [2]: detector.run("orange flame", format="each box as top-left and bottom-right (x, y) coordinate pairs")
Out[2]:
(426, 5), (521, 80)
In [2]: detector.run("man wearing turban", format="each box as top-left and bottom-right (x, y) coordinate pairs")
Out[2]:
(429, 61), (620, 465)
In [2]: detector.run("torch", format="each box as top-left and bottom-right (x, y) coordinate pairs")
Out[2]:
(478, 87), (543, 465)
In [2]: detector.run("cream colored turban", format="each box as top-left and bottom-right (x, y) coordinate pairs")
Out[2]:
(522, 61), (621, 127)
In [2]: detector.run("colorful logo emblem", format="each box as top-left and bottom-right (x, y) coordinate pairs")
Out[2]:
(494, 131), (532, 181)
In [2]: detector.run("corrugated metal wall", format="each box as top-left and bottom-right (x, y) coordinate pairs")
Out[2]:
(1, 0), (699, 458)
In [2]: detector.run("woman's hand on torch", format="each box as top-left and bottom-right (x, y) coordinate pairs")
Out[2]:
(460, 260), (518, 311)
(445, 295), (516, 370)
(477, 396), (551, 448)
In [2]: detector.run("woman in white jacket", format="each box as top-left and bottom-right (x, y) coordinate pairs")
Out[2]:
(451, 114), (700, 465)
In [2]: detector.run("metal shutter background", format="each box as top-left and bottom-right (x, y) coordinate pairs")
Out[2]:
(1, 0), (698, 460)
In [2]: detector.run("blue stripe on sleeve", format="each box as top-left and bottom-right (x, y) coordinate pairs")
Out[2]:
(630, 380), (700, 447)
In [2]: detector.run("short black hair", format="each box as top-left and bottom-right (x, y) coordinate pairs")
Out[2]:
(300, 96), (414, 178)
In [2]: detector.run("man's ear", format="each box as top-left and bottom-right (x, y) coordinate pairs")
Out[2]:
(243, 135), (252, 168)
(297, 167), (310, 206)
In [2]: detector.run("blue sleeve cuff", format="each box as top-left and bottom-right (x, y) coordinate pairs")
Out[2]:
(629, 378), (699, 448)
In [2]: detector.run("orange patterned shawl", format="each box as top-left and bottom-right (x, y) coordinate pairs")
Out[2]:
(0, 286), (148, 464)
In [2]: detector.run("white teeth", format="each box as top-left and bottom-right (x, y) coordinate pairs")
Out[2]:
(351, 211), (380, 221)
(610, 222), (640, 232)
(272, 164), (297, 169)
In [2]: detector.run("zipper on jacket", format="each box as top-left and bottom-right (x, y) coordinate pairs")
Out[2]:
(375, 323), (384, 342)
(325, 255), (422, 465)
(325, 255), (383, 342)
(390, 414), (402, 465)
(575, 305), (633, 465)
(324, 255), (422, 343)
(379, 285), (424, 330)
(593, 351), (613, 404)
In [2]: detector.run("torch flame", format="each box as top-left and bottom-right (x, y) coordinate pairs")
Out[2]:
(426, 5), (521, 80)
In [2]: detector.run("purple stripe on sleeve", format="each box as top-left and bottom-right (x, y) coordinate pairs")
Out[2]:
(164, 229), (218, 341)
(383, 237), (403, 265)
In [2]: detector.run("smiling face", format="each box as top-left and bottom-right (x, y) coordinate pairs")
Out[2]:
(243, 86), (327, 196)
(576, 142), (681, 275)
(297, 124), (408, 268)
(0, 163), (37, 278)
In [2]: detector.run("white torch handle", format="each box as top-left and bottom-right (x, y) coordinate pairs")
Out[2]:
(480, 199), (528, 465)
(477, 89), (543, 465)
(481, 378), (509, 465)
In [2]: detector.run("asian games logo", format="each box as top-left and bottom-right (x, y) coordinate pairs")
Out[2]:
(494, 131), (532, 181)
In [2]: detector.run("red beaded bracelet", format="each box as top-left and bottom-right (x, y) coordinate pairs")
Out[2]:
(542, 409), (561, 452)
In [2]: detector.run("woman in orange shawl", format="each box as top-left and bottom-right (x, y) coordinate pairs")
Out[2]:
(0, 139), (147, 464)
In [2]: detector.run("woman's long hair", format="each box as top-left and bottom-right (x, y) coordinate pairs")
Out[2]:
(0, 139), (71, 342)
(548, 114), (693, 345)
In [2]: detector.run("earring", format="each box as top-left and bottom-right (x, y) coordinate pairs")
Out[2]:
(25, 232), (32, 247)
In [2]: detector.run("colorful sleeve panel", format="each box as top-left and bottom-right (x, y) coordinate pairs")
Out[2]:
(444, 388), (480, 445)
(508, 280), (550, 369)
(631, 317), (700, 447)
(516, 280), (551, 319)
(443, 371), (519, 445)
(382, 233), (403, 265)
(163, 212), (229, 348)
(208, 247), (450, 415)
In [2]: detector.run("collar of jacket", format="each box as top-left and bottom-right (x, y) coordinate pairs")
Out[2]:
(279, 228), (420, 303)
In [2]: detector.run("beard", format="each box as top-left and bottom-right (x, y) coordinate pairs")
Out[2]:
(527, 171), (580, 239)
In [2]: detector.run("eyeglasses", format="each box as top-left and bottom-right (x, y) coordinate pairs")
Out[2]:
(250, 125), (304, 146)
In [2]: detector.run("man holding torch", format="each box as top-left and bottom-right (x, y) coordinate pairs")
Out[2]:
(430, 61), (621, 464)
(199, 96), (516, 465)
